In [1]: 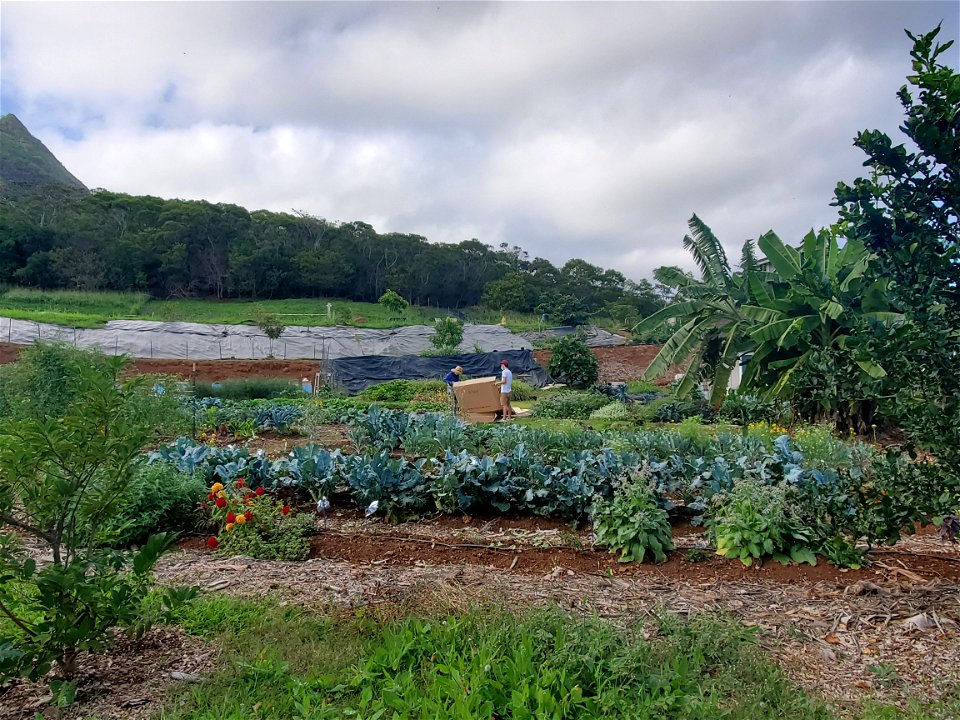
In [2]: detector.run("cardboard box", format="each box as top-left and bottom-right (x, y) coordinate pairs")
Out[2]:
(452, 376), (501, 414)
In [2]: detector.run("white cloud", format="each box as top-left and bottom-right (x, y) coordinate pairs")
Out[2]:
(1, 0), (956, 281)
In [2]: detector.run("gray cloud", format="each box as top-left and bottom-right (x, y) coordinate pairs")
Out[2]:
(1, 1), (956, 281)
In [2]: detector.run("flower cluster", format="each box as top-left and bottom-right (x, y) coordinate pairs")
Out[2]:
(204, 477), (292, 551)
(746, 421), (791, 447)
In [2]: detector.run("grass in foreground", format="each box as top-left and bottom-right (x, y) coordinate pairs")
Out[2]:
(154, 594), (956, 720)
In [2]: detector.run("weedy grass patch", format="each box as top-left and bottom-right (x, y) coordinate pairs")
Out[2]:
(0, 288), (150, 328)
(160, 597), (854, 720)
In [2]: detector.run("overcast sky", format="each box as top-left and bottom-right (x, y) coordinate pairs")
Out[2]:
(2, 1), (957, 282)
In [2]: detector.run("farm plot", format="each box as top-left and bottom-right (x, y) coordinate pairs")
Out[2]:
(2, 347), (958, 720)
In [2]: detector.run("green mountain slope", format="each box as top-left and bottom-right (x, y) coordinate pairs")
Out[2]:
(0, 113), (88, 191)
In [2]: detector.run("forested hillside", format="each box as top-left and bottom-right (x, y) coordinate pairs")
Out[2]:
(0, 114), (664, 325)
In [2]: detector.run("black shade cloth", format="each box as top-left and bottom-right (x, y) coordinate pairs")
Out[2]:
(329, 349), (548, 394)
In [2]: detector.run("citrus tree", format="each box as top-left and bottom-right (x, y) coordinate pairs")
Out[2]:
(0, 346), (193, 692)
(835, 25), (959, 470)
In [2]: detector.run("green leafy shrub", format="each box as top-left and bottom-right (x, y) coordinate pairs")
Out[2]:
(358, 379), (447, 403)
(195, 376), (303, 400)
(106, 463), (207, 546)
(378, 289), (409, 315)
(644, 385), (717, 424)
(707, 481), (816, 567)
(205, 478), (313, 561)
(509, 378), (534, 401)
(0, 341), (93, 422)
(719, 391), (792, 426)
(547, 333), (599, 388)
(0, 348), (193, 685)
(430, 316), (464, 353)
(592, 476), (674, 562)
(589, 401), (630, 420)
(533, 391), (609, 419)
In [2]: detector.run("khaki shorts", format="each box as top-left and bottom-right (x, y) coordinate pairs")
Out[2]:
(500, 391), (512, 407)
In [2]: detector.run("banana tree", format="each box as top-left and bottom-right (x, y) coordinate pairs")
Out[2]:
(740, 229), (902, 429)
(635, 215), (772, 404)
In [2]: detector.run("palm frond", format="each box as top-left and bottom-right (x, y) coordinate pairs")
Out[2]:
(739, 238), (759, 274)
(683, 214), (731, 286)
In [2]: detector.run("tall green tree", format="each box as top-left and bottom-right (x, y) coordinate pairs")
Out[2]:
(834, 26), (959, 466)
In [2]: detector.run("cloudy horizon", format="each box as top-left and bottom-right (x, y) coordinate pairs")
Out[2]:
(2, 1), (957, 282)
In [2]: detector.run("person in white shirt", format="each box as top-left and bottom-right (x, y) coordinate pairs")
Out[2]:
(496, 359), (514, 421)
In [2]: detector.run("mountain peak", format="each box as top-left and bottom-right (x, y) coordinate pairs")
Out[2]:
(0, 114), (88, 192)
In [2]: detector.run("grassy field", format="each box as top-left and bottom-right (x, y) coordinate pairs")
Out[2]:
(0, 287), (545, 331)
(0, 288), (150, 328)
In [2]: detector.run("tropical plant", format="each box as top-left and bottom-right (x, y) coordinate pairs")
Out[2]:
(635, 216), (769, 404)
(739, 229), (899, 431)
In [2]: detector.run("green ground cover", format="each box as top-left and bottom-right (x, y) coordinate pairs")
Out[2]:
(157, 595), (956, 720)
(0, 288), (150, 328)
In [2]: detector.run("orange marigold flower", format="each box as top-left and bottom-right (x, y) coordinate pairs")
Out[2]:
(211, 482), (224, 493)
(235, 514), (247, 525)
(226, 522), (234, 531)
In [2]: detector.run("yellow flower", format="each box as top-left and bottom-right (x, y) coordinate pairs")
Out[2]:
(218, 490), (226, 498)
(225, 522), (234, 531)
(211, 482), (224, 493)
(236, 515), (246, 525)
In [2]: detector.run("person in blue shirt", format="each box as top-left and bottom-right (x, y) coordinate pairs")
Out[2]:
(443, 366), (463, 386)
(443, 366), (463, 414)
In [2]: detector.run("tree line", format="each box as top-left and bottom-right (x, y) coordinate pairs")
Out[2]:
(0, 185), (666, 326)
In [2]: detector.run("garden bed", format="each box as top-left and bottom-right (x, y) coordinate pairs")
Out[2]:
(174, 515), (960, 584)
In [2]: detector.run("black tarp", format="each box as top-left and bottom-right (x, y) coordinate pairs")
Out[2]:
(328, 349), (549, 394)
